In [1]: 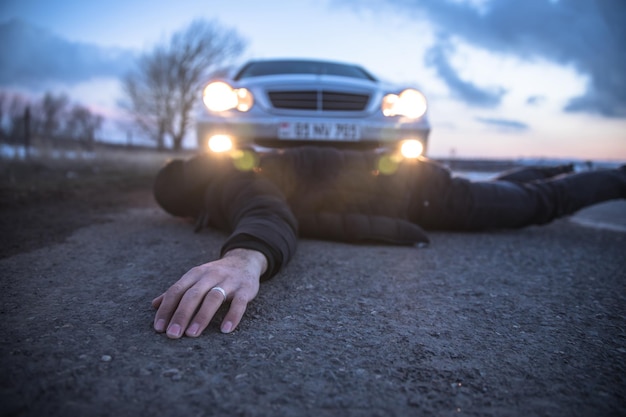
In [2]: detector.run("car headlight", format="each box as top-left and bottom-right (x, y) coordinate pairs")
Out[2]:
(382, 89), (427, 119)
(399, 139), (424, 159)
(202, 82), (254, 112)
(207, 134), (233, 152)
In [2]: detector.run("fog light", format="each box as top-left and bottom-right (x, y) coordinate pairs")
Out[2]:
(400, 139), (424, 159)
(208, 134), (233, 153)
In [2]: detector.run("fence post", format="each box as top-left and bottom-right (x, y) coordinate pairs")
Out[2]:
(24, 106), (31, 158)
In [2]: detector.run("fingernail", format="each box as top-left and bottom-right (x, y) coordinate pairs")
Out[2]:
(221, 321), (233, 334)
(167, 323), (182, 338)
(155, 319), (166, 332)
(187, 323), (200, 336)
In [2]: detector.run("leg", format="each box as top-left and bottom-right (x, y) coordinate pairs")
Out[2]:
(494, 164), (574, 183)
(463, 167), (626, 230)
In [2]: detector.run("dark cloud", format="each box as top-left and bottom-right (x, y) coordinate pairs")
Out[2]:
(0, 19), (135, 87)
(425, 38), (505, 107)
(475, 117), (529, 131)
(348, 0), (626, 118)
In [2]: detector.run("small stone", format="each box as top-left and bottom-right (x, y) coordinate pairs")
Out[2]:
(101, 355), (112, 362)
(162, 368), (182, 380)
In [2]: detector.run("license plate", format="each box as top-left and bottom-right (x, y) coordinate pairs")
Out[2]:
(278, 122), (360, 141)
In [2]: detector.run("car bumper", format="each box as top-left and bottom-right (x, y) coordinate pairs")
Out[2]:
(196, 113), (430, 151)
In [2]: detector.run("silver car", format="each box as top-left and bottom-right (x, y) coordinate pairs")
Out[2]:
(197, 59), (431, 158)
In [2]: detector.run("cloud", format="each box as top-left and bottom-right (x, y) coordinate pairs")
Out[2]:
(0, 19), (135, 88)
(475, 117), (529, 131)
(526, 95), (546, 106)
(346, 0), (626, 118)
(425, 38), (505, 107)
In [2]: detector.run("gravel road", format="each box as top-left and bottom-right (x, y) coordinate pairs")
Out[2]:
(1, 184), (625, 417)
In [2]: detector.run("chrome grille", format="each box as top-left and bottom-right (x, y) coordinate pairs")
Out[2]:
(268, 90), (370, 111)
(268, 90), (317, 110)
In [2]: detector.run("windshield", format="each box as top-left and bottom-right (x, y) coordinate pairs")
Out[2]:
(234, 60), (377, 81)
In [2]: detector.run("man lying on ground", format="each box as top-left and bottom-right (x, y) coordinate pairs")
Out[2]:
(152, 146), (626, 339)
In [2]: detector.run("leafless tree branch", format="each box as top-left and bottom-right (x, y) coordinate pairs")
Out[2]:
(120, 19), (246, 150)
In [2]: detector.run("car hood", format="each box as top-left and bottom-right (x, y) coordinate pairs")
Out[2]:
(236, 74), (381, 91)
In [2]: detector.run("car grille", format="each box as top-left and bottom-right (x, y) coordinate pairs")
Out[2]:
(267, 90), (370, 111)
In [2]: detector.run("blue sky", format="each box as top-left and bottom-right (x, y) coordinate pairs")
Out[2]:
(1, 0), (625, 159)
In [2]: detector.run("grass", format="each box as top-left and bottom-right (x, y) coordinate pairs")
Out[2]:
(0, 144), (193, 207)
(0, 144), (196, 258)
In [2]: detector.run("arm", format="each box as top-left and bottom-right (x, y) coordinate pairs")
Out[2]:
(214, 173), (298, 280)
(153, 163), (298, 338)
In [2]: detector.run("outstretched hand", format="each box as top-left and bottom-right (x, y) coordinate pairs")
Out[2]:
(152, 248), (268, 338)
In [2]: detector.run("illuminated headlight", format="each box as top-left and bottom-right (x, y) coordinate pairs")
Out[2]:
(400, 139), (424, 159)
(208, 134), (233, 153)
(202, 82), (254, 112)
(382, 89), (427, 119)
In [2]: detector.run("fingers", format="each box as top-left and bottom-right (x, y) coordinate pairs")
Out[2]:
(152, 255), (262, 339)
(151, 294), (164, 308)
(220, 296), (250, 334)
(164, 282), (218, 338)
(185, 288), (229, 337)
(155, 283), (253, 338)
(153, 268), (205, 336)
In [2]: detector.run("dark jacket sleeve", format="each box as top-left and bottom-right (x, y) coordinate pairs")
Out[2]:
(204, 170), (298, 281)
(296, 211), (430, 246)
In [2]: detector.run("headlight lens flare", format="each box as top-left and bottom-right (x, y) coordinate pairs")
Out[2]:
(208, 134), (233, 153)
(203, 82), (254, 112)
(382, 89), (427, 119)
(400, 139), (424, 159)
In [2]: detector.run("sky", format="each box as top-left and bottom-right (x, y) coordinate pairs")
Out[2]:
(1, 0), (625, 160)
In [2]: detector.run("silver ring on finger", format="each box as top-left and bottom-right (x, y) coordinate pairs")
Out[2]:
(209, 286), (227, 303)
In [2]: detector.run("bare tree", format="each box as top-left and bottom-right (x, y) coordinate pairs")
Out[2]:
(37, 92), (69, 140)
(120, 19), (246, 151)
(65, 104), (104, 150)
(121, 47), (174, 150)
(0, 91), (104, 150)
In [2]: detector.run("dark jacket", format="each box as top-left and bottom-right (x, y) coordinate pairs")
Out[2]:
(154, 146), (458, 279)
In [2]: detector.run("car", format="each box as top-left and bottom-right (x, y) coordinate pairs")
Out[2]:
(197, 58), (431, 158)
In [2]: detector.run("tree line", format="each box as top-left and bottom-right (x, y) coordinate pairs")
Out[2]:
(1, 19), (245, 152)
(0, 91), (103, 150)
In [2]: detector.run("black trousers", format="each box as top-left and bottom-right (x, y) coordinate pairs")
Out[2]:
(414, 165), (626, 231)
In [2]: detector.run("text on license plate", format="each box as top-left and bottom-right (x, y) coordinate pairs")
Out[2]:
(278, 122), (360, 141)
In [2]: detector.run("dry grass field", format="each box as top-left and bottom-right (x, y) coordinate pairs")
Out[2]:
(0, 144), (190, 258)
